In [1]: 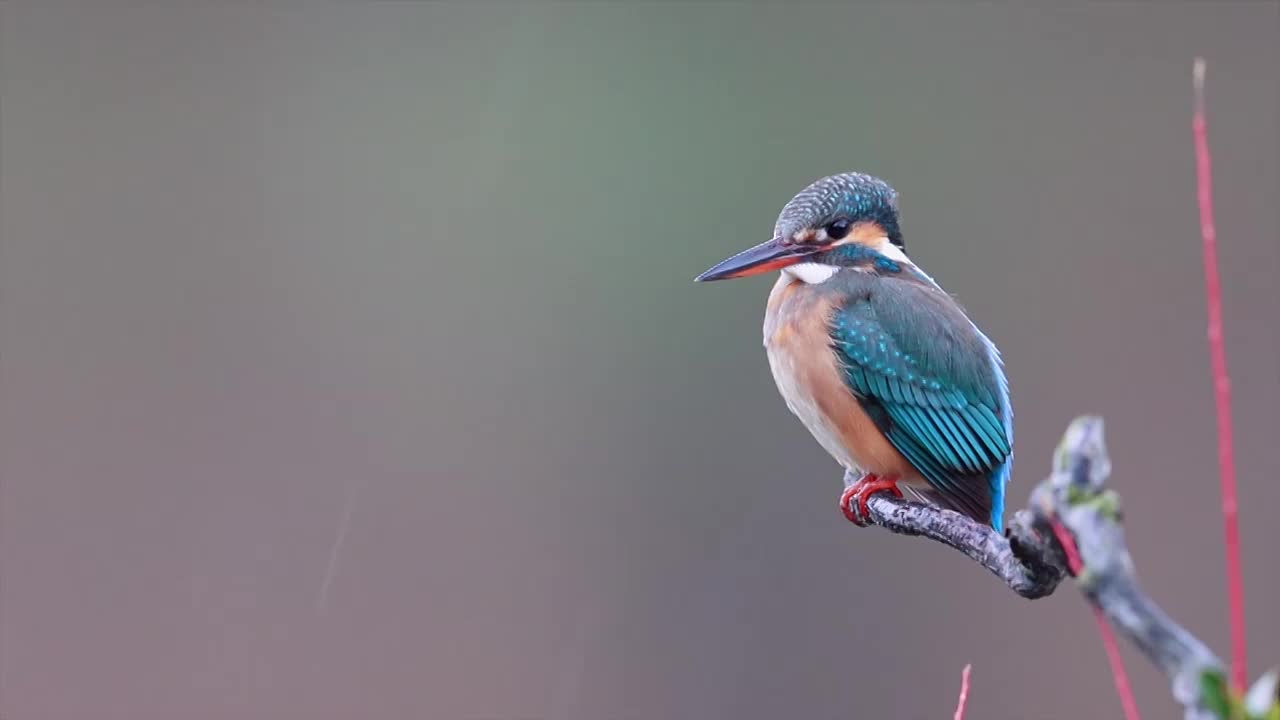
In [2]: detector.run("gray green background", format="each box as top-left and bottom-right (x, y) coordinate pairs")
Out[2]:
(2, 2), (1278, 718)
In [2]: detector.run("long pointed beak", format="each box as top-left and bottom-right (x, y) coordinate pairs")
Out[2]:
(694, 237), (817, 282)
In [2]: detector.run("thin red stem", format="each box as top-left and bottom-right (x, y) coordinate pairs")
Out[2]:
(952, 664), (972, 720)
(1050, 519), (1143, 720)
(1193, 57), (1249, 691)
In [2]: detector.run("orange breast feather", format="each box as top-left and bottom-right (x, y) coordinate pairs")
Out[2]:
(764, 275), (926, 486)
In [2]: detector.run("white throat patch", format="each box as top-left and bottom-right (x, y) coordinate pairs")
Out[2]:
(873, 240), (910, 265)
(783, 262), (838, 285)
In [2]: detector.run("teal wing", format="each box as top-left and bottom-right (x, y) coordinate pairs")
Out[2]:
(829, 283), (1013, 526)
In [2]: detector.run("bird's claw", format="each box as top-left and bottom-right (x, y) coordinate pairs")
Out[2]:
(840, 474), (903, 526)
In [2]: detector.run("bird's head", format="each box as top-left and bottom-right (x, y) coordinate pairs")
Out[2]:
(695, 172), (908, 284)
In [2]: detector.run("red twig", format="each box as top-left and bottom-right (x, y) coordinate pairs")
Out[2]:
(1050, 518), (1143, 720)
(952, 664), (972, 720)
(1192, 56), (1249, 692)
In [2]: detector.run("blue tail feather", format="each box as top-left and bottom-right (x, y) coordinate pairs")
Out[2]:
(989, 460), (1011, 533)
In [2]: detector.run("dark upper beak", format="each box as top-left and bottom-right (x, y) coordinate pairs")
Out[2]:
(694, 237), (819, 282)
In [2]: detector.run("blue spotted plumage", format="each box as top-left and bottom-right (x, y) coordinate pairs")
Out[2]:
(697, 171), (1013, 530)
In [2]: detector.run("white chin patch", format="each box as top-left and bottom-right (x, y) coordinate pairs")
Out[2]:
(783, 262), (838, 285)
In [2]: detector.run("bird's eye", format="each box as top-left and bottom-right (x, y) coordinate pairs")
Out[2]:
(824, 219), (852, 241)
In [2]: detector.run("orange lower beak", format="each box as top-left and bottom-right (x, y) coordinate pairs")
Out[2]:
(694, 237), (818, 281)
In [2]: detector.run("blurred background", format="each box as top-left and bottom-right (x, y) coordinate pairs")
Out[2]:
(2, 2), (1278, 718)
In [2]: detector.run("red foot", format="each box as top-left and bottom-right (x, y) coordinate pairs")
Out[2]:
(840, 474), (903, 526)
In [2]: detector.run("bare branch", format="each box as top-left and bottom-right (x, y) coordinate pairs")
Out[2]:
(1034, 417), (1225, 719)
(852, 416), (1227, 719)
(1192, 54), (1250, 691)
(859, 483), (1063, 599)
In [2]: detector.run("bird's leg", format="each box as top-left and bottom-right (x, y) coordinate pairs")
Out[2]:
(840, 473), (903, 526)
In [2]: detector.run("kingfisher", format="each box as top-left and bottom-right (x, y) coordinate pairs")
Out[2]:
(696, 172), (1013, 531)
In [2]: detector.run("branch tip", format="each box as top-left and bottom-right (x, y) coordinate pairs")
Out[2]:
(953, 664), (972, 720)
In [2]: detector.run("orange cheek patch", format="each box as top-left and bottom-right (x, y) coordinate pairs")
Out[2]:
(848, 221), (890, 245)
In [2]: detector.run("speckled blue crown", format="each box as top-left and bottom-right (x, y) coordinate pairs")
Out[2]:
(774, 172), (904, 249)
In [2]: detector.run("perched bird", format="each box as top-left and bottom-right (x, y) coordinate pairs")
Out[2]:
(696, 172), (1013, 530)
